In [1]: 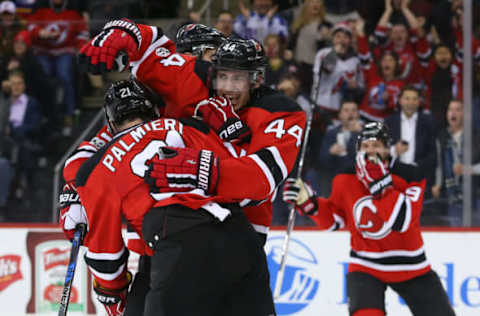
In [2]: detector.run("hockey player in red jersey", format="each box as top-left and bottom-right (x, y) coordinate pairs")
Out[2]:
(72, 79), (276, 316)
(78, 20), (307, 241)
(282, 122), (455, 316)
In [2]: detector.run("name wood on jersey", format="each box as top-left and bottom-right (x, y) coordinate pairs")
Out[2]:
(103, 119), (184, 172)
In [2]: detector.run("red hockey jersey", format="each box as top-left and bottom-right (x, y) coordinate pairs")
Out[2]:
(76, 117), (303, 290)
(125, 24), (306, 233)
(373, 25), (425, 86)
(28, 7), (88, 55)
(357, 35), (405, 121)
(309, 172), (430, 283)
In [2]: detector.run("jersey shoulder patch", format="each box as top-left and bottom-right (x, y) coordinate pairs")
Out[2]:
(254, 87), (303, 113)
(76, 140), (116, 187)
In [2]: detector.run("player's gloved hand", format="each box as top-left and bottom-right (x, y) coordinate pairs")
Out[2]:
(145, 147), (219, 195)
(282, 178), (318, 215)
(355, 152), (393, 198)
(59, 183), (88, 241)
(194, 97), (251, 143)
(79, 19), (142, 74)
(93, 271), (132, 316)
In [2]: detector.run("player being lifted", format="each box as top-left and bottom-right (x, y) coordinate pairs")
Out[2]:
(70, 79), (276, 316)
(282, 122), (455, 316)
(79, 19), (307, 242)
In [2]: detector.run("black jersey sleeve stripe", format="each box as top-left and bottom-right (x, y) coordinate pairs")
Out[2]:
(84, 248), (129, 275)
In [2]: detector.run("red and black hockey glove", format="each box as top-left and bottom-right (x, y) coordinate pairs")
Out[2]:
(282, 178), (318, 216)
(145, 147), (219, 195)
(355, 152), (393, 198)
(93, 271), (132, 316)
(194, 97), (251, 143)
(79, 19), (142, 74)
(58, 183), (88, 241)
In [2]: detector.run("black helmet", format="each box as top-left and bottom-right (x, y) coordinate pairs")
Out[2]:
(104, 79), (158, 131)
(356, 122), (392, 150)
(175, 24), (225, 57)
(211, 38), (266, 72)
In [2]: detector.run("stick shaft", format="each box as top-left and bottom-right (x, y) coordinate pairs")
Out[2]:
(273, 100), (315, 299)
(58, 224), (87, 316)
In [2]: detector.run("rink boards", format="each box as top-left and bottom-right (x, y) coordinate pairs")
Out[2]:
(0, 224), (479, 316)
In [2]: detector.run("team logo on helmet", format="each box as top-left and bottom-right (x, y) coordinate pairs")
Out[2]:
(266, 236), (320, 315)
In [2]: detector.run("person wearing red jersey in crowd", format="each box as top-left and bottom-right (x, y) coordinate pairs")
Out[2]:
(449, 0), (480, 67)
(78, 19), (306, 242)
(27, 0), (89, 135)
(373, 0), (425, 88)
(282, 122), (455, 316)
(66, 79), (275, 316)
(355, 18), (405, 122)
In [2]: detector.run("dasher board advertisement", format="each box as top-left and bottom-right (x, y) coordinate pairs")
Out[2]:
(0, 225), (479, 315)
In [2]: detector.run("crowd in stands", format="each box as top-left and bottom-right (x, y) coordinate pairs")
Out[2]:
(0, 0), (479, 226)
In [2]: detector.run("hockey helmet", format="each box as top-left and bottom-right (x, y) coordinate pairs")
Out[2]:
(176, 24), (226, 57)
(210, 38), (267, 89)
(104, 79), (159, 132)
(356, 122), (392, 150)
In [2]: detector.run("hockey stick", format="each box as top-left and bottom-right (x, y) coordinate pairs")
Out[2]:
(273, 98), (315, 300)
(58, 224), (87, 316)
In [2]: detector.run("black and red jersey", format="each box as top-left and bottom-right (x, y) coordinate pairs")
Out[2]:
(309, 168), (430, 283)
(125, 24), (306, 233)
(76, 118), (302, 289)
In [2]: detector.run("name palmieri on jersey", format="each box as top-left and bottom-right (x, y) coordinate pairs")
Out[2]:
(103, 119), (184, 172)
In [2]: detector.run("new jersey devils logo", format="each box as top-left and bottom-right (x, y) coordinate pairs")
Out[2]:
(353, 197), (391, 240)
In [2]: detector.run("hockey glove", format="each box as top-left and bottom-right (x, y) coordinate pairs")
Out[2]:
(93, 271), (132, 316)
(79, 19), (142, 74)
(194, 97), (251, 143)
(145, 147), (219, 195)
(355, 152), (393, 198)
(282, 178), (318, 216)
(59, 183), (88, 241)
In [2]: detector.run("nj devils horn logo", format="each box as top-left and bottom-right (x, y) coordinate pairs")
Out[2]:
(353, 197), (391, 240)
(0, 255), (23, 292)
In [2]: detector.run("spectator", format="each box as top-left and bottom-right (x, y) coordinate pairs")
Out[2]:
(356, 18), (404, 121)
(264, 33), (296, 88)
(214, 10), (239, 38)
(288, 0), (332, 95)
(28, 0), (89, 136)
(234, 0), (289, 43)
(418, 43), (462, 126)
(432, 100), (480, 225)
(311, 22), (363, 116)
(373, 0), (424, 87)
(318, 100), (362, 185)
(0, 30), (54, 119)
(384, 85), (437, 197)
(277, 72), (312, 117)
(5, 70), (42, 198)
(0, 1), (25, 58)
(450, 0), (480, 67)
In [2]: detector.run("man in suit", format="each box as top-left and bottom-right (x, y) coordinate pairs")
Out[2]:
(384, 85), (437, 197)
(318, 99), (363, 193)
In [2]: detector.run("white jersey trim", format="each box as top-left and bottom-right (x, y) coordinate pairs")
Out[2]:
(89, 263), (126, 281)
(86, 247), (126, 261)
(251, 223), (269, 234)
(349, 257), (429, 272)
(131, 34), (169, 77)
